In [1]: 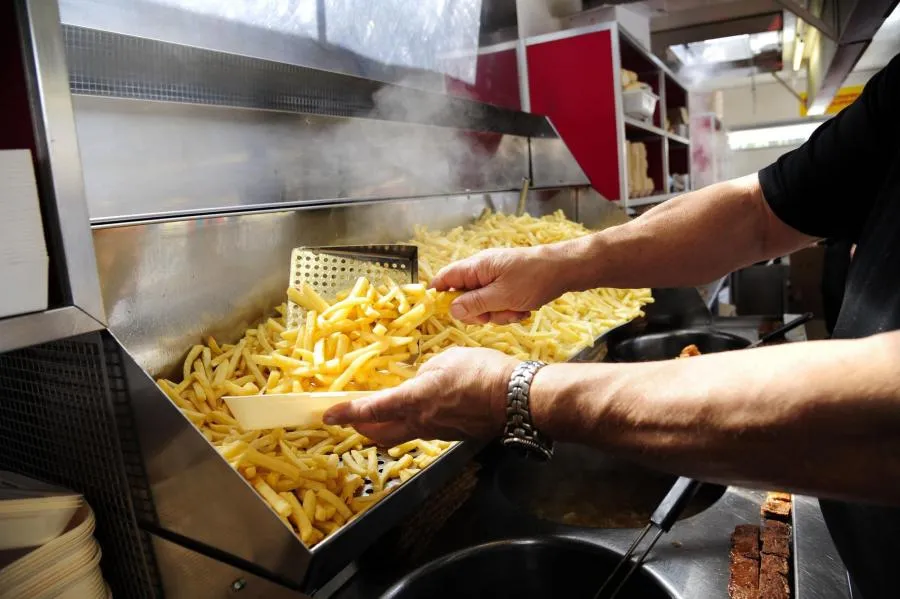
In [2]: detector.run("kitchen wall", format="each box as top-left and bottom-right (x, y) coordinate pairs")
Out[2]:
(719, 68), (877, 178)
(719, 68), (877, 129)
(729, 144), (799, 178)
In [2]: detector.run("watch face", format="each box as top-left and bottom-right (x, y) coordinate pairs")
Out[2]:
(507, 442), (532, 460)
(502, 437), (553, 462)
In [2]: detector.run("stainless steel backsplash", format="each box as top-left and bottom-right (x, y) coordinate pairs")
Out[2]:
(92, 189), (605, 378)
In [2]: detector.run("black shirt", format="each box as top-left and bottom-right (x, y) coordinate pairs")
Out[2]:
(759, 53), (900, 598)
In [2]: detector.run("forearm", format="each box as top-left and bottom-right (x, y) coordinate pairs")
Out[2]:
(550, 174), (816, 291)
(531, 332), (900, 504)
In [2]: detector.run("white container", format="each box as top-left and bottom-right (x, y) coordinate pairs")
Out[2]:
(0, 258), (49, 319)
(623, 88), (659, 121)
(0, 150), (49, 319)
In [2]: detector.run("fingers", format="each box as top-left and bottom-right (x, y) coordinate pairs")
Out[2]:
(449, 287), (520, 323)
(354, 422), (416, 447)
(431, 253), (495, 292)
(323, 389), (405, 426)
(485, 310), (531, 325)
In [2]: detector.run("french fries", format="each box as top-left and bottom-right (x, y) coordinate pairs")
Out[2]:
(156, 210), (653, 549)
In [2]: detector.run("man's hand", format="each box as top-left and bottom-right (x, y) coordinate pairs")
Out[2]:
(431, 246), (573, 324)
(322, 348), (519, 446)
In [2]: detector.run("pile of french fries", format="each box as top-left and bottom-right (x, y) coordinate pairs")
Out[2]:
(157, 210), (653, 548)
(158, 280), (458, 547)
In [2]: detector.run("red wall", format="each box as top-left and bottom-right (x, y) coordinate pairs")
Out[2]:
(445, 49), (521, 111)
(527, 30), (620, 200)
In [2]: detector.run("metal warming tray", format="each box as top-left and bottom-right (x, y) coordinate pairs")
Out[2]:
(89, 189), (636, 595)
(116, 279), (700, 594)
(110, 258), (663, 594)
(115, 317), (478, 593)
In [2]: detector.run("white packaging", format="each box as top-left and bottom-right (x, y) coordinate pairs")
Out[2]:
(623, 88), (659, 121)
(0, 259), (49, 319)
(0, 150), (49, 319)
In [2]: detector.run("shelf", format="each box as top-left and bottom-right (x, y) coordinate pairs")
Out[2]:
(624, 116), (667, 139)
(0, 306), (104, 354)
(668, 133), (690, 145)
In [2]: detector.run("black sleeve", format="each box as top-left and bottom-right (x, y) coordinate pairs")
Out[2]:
(758, 53), (900, 241)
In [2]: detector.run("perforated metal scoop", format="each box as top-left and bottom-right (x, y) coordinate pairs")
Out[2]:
(286, 244), (418, 328)
(282, 244), (420, 497)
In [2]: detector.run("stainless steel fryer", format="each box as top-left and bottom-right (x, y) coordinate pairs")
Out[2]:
(0, 3), (638, 596)
(91, 190), (628, 595)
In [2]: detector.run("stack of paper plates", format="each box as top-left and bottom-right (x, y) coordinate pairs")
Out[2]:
(0, 471), (82, 551)
(0, 473), (109, 599)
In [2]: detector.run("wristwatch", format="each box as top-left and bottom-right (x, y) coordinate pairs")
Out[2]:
(501, 360), (554, 461)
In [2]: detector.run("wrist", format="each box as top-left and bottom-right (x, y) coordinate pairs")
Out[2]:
(529, 364), (561, 437)
(490, 359), (519, 434)
(500, 360), (554, 459)
(528, 363), (619, 444)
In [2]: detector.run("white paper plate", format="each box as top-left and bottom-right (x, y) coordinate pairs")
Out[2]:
(0, 505), (95, 586)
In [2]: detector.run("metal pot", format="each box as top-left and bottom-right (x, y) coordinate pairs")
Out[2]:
(493, 443), (725, 529)
(608, 329), (749, 362)
(607, 313), (813, 362)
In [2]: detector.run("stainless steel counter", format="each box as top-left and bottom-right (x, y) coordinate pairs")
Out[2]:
(330, 466), (850, 599)
(794, 495), (851, 599)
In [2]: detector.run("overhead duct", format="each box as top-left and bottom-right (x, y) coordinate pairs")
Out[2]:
(791, 0), (899, 113)
(650, 0), (786, 83)
(651, 0), (784, 56)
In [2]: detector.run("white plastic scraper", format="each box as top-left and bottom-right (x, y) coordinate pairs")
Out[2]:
(223, 391), (374, 430)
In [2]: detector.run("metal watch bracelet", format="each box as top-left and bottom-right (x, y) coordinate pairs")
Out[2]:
(501, 360), (554, 461)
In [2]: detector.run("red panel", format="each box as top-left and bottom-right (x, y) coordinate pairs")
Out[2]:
(0, 3), (37, 154)
(527, 31), (620, 200)
(445, 49), (520, 111)
(669, 144), (689, 176)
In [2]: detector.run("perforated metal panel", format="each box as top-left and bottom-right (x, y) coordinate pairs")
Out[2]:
(63, 25), (372, 118)
(287, 244), (417, 328)
(0, 332), (162, 598)
(61, 25), (555, 137)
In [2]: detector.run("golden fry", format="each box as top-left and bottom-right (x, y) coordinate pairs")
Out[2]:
(282, 491), (313, 542)
(253, 478), (291, 518)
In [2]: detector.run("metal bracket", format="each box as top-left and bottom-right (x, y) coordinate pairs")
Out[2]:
(772, 0), (838, 41)
(771, 71), (807, 109)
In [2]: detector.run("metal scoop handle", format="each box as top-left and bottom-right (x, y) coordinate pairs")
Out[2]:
(748, 312), (813, 348)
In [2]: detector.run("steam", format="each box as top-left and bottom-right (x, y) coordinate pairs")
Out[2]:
(300, 76), (519, 206)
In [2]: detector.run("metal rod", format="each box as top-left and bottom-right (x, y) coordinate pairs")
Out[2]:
(593, 523), (653, 599)
(516, 177), (531, 216)
(606, 528), (666, 599)
(771, 72), (807, 107)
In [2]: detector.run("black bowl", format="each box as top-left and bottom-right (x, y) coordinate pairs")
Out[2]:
(608, 329), (749, 362)
(380, 536), (674, 599)
(494, 443), (725, 528)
